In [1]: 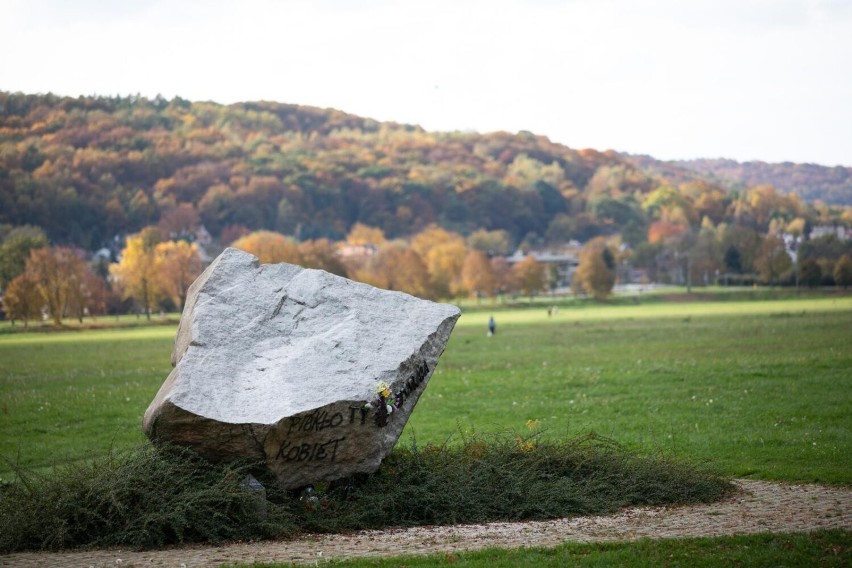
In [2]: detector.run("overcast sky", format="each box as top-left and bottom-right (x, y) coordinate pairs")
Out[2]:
(3, 0), (851, 166)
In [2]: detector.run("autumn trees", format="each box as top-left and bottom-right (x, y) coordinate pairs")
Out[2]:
(221, 223), (539, 301)
(573, 237), (617, 300)
(110, 228), (203, 318)
(6, 91), (847, 259)
(2, 226), (204, 325)
(2, 91), (852, 311)
(2, 272), (41, 325)
(111, 228), (164, 319)
(512, 256), (545, 299)
(461, 251), (496, 300)
(231, 230), (301, 265)
(4, 246), (107, 325)
(157, 240), (203, 310)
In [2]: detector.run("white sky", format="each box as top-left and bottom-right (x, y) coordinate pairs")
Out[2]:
(3, 0), (851, 166)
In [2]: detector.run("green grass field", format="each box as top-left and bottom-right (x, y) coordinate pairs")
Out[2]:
(410, 295), (852, 484)
(0, 327), (174, 474)
(1, 295), (850, 484)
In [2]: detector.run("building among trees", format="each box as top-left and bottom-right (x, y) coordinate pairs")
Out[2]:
(504, 246), (581, 291)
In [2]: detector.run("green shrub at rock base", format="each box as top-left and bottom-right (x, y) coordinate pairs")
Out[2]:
(0, 444), (296, 552)
(0, 433), (732, 553)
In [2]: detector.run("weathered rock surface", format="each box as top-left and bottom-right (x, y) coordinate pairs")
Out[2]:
(143, 248), (460, 489)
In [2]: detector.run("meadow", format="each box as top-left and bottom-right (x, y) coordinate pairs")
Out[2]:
(1, 293), (851, 484)
(413, 294), (852, 484)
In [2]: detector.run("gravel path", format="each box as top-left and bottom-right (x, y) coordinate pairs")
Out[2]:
(2, 479), (850, 567)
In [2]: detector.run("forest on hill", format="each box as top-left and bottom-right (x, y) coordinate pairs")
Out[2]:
(2, 91), (849, 254)
(624, 155), (852, 207)
(3, 91), (852, 322)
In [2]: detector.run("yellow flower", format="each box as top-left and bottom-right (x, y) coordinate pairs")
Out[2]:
(376, 381), (392, 398)
(515, 436), (536, 453)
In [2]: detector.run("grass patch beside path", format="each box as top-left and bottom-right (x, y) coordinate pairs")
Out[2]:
(237, 530), (852, 568)
(0, 434), (731, 553)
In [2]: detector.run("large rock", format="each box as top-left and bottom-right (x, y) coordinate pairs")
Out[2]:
(143, 248), (460, 489)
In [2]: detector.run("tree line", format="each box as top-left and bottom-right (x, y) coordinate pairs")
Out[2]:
(3, 218), (851, 326)
(0, 222), (556, 325)
(1, 225), (201, 325)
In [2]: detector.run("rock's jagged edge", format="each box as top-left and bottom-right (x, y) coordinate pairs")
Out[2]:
(143, 248), (460, 489)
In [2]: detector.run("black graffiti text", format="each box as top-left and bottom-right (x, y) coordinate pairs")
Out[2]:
(286, 408), (344, 436)
(276, 436), (346, 463)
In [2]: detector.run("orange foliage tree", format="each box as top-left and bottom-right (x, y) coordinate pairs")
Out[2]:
(460, 250), (496, 300)
(410, 225), (468, 299)
(393, 249), (431, 298)
(231, 230), (302, 264)
(298, 239), (348, 276)
(156, 240), (203, 311)
(2, 273), (42, 326)
(573, 237), (617, 301)
(512, 256), (545, 299)
(24, 246), (95, 324)
(647, 220), (688, 245)
(349, 244), (400, 292)
(347, 244), (430, 299)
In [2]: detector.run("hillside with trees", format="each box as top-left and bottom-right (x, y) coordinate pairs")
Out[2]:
(623, 155), (852, 207)
(1, 91), (851, 321)
(4, 90), (848, 251)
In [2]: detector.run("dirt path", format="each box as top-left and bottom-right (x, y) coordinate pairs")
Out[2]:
(2, 479), (850, 567)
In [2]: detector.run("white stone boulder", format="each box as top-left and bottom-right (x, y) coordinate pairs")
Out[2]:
(142, 248), (460, 489)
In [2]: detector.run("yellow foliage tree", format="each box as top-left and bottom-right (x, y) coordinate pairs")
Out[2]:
(156, 240), (203, 311)
(460, 250), (496, 300)
(348, 244), (431, 299)
(410, 225), (468, 298)
(394, 249), (430, 298)
(350, 258), (389, 291)
(512, 256), (545, 299)
(573, 237), (617, 301)
(504, 154), (566, 189)
(409, 225), (461, 258)
(346, 223), (386, 246)
(111, 228), (163, 320)
(231, 230), (302, 265)
(427, 240), (468, 298)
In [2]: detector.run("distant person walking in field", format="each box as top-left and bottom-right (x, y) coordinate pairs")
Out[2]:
(488, 315), (496, 336)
